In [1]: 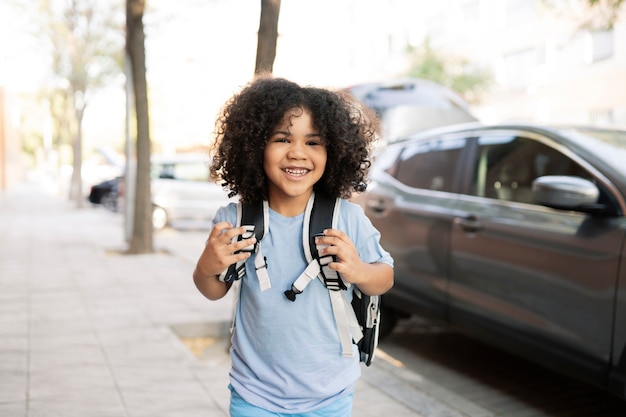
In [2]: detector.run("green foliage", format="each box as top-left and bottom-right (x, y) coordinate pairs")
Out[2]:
(19, 0), (126, 203)
(26, 0), (125, 164)
(406, 39), (492, 104)
(36, 0), (124, 102)
(542, 0), (625, 29)
(408, 45), (447, 85)
(587, 0), (624, 8)
(586, 0), (624, 28)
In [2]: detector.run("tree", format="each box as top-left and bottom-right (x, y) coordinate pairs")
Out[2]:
(582, 0), (625, 28)
(542, 0), (625, 29)
(255, 0), (281, 75)
(44, 87), (72, 178)
(406, 39), (492, 104)
(36, 0), (123, 207)
(126, 0), (153, 254)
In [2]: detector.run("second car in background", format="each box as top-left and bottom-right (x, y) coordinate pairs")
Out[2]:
(150, 154), (235, 229)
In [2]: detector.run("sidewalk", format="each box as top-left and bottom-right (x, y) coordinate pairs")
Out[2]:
(0, 182), (471, 417)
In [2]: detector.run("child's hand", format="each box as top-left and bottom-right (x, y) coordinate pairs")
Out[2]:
(198, 222), (256, 277)
(316, 229), (393, 296)
(315, 229), (367, 286)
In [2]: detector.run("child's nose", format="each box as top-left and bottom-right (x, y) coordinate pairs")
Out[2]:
(287, 142), (307, 158)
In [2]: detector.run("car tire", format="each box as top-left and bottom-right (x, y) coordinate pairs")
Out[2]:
(152, 205), (168, 230)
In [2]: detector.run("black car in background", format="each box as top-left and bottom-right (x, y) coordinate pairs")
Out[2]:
(353, 122), (626, 399)
(88, 177), (122, 212)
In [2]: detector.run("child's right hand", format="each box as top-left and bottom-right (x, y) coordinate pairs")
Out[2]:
(197, 222), (257, 278)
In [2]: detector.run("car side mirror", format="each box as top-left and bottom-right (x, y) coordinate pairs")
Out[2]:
(532, 176), (600, 211)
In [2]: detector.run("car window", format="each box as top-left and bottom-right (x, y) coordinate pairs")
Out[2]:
(151, 162), (210, 182)
(394, 137), (465, 192)
(151, 164), (173, 179)
(469, 134), (590, 204)
(566, 128), (626, 174)
(170, 162), (210, 181)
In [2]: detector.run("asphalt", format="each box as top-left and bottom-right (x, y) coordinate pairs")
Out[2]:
(0, 180), (487, 417)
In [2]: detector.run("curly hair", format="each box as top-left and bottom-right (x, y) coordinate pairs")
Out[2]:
(210, 76), (380, 204)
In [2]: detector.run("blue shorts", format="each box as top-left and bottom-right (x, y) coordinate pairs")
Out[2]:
(229, 386), (354, 417)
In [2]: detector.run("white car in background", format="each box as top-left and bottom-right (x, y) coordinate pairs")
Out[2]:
(150, 154), (235, 230)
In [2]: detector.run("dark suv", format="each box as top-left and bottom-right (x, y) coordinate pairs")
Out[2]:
(354, 122), (626, 398)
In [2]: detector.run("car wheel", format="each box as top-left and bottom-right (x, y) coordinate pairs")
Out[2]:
(152, 205), (168, 230)
(101, 192), (118, 212)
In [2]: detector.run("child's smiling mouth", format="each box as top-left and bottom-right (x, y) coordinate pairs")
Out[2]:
(283, 168), (310, 177)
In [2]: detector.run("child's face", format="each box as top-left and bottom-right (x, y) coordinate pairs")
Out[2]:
(264, 107), (327, 211)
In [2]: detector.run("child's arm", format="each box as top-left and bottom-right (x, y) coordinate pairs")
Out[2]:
(316, 229), (393, 296)
(193, 222), (256, 300)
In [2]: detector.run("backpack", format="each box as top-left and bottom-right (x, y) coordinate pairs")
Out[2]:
(219, 192), (381, 366)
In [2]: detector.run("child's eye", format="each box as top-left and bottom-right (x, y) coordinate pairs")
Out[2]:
(307, 137), (324, 146)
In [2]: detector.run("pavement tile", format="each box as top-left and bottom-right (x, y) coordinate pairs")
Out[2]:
(0, 351), (27, 372)
(0, 370), (28, 402)
(28, 368), (117, 399)
(0, 329), (28, 351)
(28, 396), (127, 417)
(0, 403), (26, 417)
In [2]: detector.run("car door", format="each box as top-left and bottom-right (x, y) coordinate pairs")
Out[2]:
(152, 160), (232, 223)
(358, 134), (470, 321)
(165, 161), (216, 220)
(447, 130), (623, 384)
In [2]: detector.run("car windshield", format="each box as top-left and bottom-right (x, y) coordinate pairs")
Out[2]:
(563, 128), (626, 175)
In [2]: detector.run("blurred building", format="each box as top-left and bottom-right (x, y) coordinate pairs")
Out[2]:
(418, 0), (626, 126)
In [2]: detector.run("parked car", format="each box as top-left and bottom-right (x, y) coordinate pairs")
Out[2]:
(150, 154), (235, 229)
(345, 77), (478, 143)
(88, 177), (122, 212)
(89, 154), (234, 229)
(353, 122), (626, 398)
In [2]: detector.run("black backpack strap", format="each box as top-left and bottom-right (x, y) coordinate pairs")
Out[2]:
(284, 194), (347, 301)
(309, 194), (347, 292)
(307, 193), (334, 238)
(240, 199), (266, 243)
(221, 200), (267, 284)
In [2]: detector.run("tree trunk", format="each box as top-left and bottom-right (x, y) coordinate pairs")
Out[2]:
(255, 0), (281, 75)
(126, 0), (153, 254)
(69, 104), (85, 208)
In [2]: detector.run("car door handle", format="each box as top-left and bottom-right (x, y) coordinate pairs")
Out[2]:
(454, 214), (483, 233)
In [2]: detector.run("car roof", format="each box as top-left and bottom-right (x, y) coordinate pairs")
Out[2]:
(386, 121), (626, 193)
(398, 122), (626, 148)
(150, 154), (210, 165)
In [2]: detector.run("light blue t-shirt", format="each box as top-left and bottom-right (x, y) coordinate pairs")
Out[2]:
(213, 199), (393, 414)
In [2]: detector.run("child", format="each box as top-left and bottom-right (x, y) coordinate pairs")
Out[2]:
(193, 76), (394, 416)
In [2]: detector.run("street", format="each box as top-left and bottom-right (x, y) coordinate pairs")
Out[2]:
(378, 316), (626, 417)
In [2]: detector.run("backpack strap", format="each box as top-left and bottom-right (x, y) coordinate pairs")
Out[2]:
(284, 193), (363, 358)
(307, 194), (348, 292)
(218, 200), (270, 291)
(284, 193), (347, 301)
(283, 194), (318, 301)
(219, 200), (269, 335)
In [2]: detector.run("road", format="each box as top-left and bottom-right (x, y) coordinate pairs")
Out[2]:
(378, 315), (626, 417)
